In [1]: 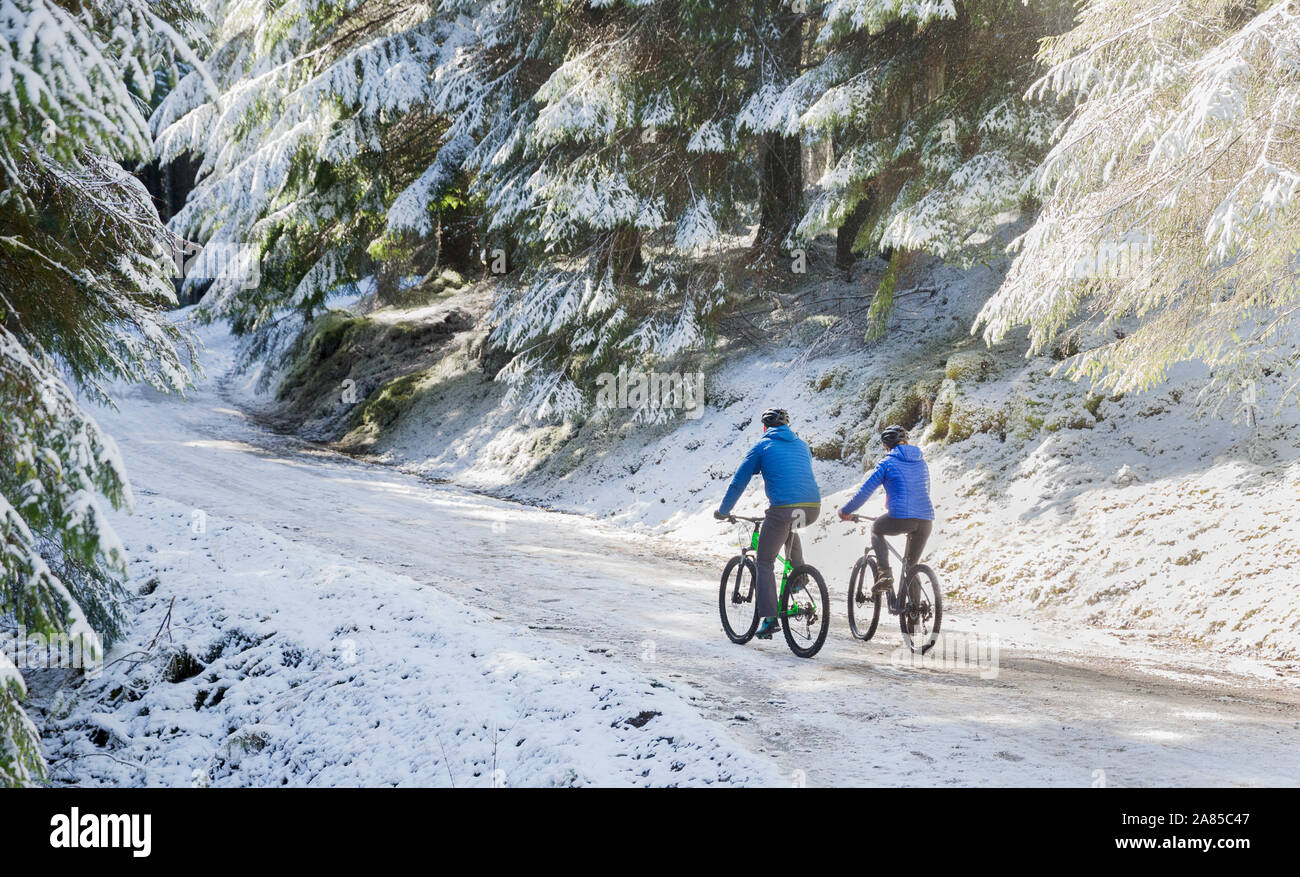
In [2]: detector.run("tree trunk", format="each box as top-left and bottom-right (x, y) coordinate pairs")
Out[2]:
(756, 132), (803, 252)
(605, 225), (644, 283)
(752, 1), (803, 253)
(836, 197), (870, 273)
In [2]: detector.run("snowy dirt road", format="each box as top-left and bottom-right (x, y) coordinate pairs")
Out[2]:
(70, 349), (1300, 787)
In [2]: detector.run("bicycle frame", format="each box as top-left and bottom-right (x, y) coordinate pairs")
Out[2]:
(849, 516), (920, 615)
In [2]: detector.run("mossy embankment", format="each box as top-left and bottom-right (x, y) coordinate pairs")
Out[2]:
(265, 270), (486, 441)
(797, 325), (1111, 472)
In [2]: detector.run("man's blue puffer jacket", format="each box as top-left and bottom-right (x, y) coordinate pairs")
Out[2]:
(717, 424), (821, 514)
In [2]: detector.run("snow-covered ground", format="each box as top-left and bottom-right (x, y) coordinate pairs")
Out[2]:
(30, 309), (1300, 786)
(34, 317), (780, 787)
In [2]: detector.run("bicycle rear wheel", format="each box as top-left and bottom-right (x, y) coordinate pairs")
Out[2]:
(719, 556), (760, 644)
(899, 564), (942, 654)
(847, 555), (882, 641)
(781, 564), (829, 658)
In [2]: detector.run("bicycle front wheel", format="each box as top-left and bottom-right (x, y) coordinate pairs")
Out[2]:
(900, 564), (943, 654)
(847, 555), (882, 641)
(781, 564), (830, 658)
(719, 556), (760, 644)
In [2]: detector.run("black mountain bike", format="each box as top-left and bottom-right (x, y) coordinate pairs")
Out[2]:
(845, 514), (942, 654)
(718, 514), (829, 658)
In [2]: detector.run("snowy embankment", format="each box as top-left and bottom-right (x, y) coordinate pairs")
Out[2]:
(284, 257), (1300, 662)
(36, 317), (781, 787)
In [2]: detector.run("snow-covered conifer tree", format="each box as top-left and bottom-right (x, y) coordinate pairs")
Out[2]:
(777, 0), (1071, 333)
(978, 0), (1300, 400)
(155, 0), (477, 337)
(457, 0), (813, 419)
(1, 0), (201, 786)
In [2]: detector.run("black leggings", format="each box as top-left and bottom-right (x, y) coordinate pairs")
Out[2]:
(871, 515), (932, 575)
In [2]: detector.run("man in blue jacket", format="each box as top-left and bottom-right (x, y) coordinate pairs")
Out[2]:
(838, 424), (934, 593)
(714, 408), (821, 639)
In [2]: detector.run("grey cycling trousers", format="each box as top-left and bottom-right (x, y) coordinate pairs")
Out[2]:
(755, 505), (821, 619)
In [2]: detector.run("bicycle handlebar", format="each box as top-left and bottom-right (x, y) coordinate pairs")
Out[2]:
(723, 513), (880, 525)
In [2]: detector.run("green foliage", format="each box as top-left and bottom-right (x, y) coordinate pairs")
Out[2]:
(1, 667), (45, 787)
(157, 0), (475, 336)
(1, 0), (203, 786)
(169, 0), (1300, 422)
(793, 0), (1074, 263)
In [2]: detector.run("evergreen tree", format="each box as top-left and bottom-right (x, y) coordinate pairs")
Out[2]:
(978, 0), (1300, 400)
(0, 0), (201, 786)
(154, 0), (474, 339)
(436, 0), (815, 419)
(770, 0), (1072, 333)
(168, 1), (827, 420)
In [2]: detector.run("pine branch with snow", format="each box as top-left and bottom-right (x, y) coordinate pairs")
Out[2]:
(1, 0), (202, 786)
(785, 0), (1072, 328)
(156, 0), (467, 332)
(977, 0), (1300, 400)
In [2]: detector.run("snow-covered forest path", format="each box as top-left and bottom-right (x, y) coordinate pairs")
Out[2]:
(87, 348), (1300, 787)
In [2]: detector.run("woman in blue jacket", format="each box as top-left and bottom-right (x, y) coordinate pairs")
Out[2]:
(714, 408), (821, 639)
(837, 425), (934, 591)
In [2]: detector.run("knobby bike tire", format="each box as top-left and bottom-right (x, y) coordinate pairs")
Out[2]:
(900, 563), (943, 654)
(847, 555), (883, 642)
(781, 564), (830, 658)
(719, 555), (760, 644)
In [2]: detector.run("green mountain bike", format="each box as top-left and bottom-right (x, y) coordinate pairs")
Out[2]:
(844, 514), (942, 654)
(718, 514), (829, 658)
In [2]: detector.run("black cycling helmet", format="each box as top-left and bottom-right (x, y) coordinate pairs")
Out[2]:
(761, 407), (790, 428)
(881, 424), (908, 447)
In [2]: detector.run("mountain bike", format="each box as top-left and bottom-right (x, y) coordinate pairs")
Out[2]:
(845, 514), (942, 654)
(718, 514), (829, 658)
